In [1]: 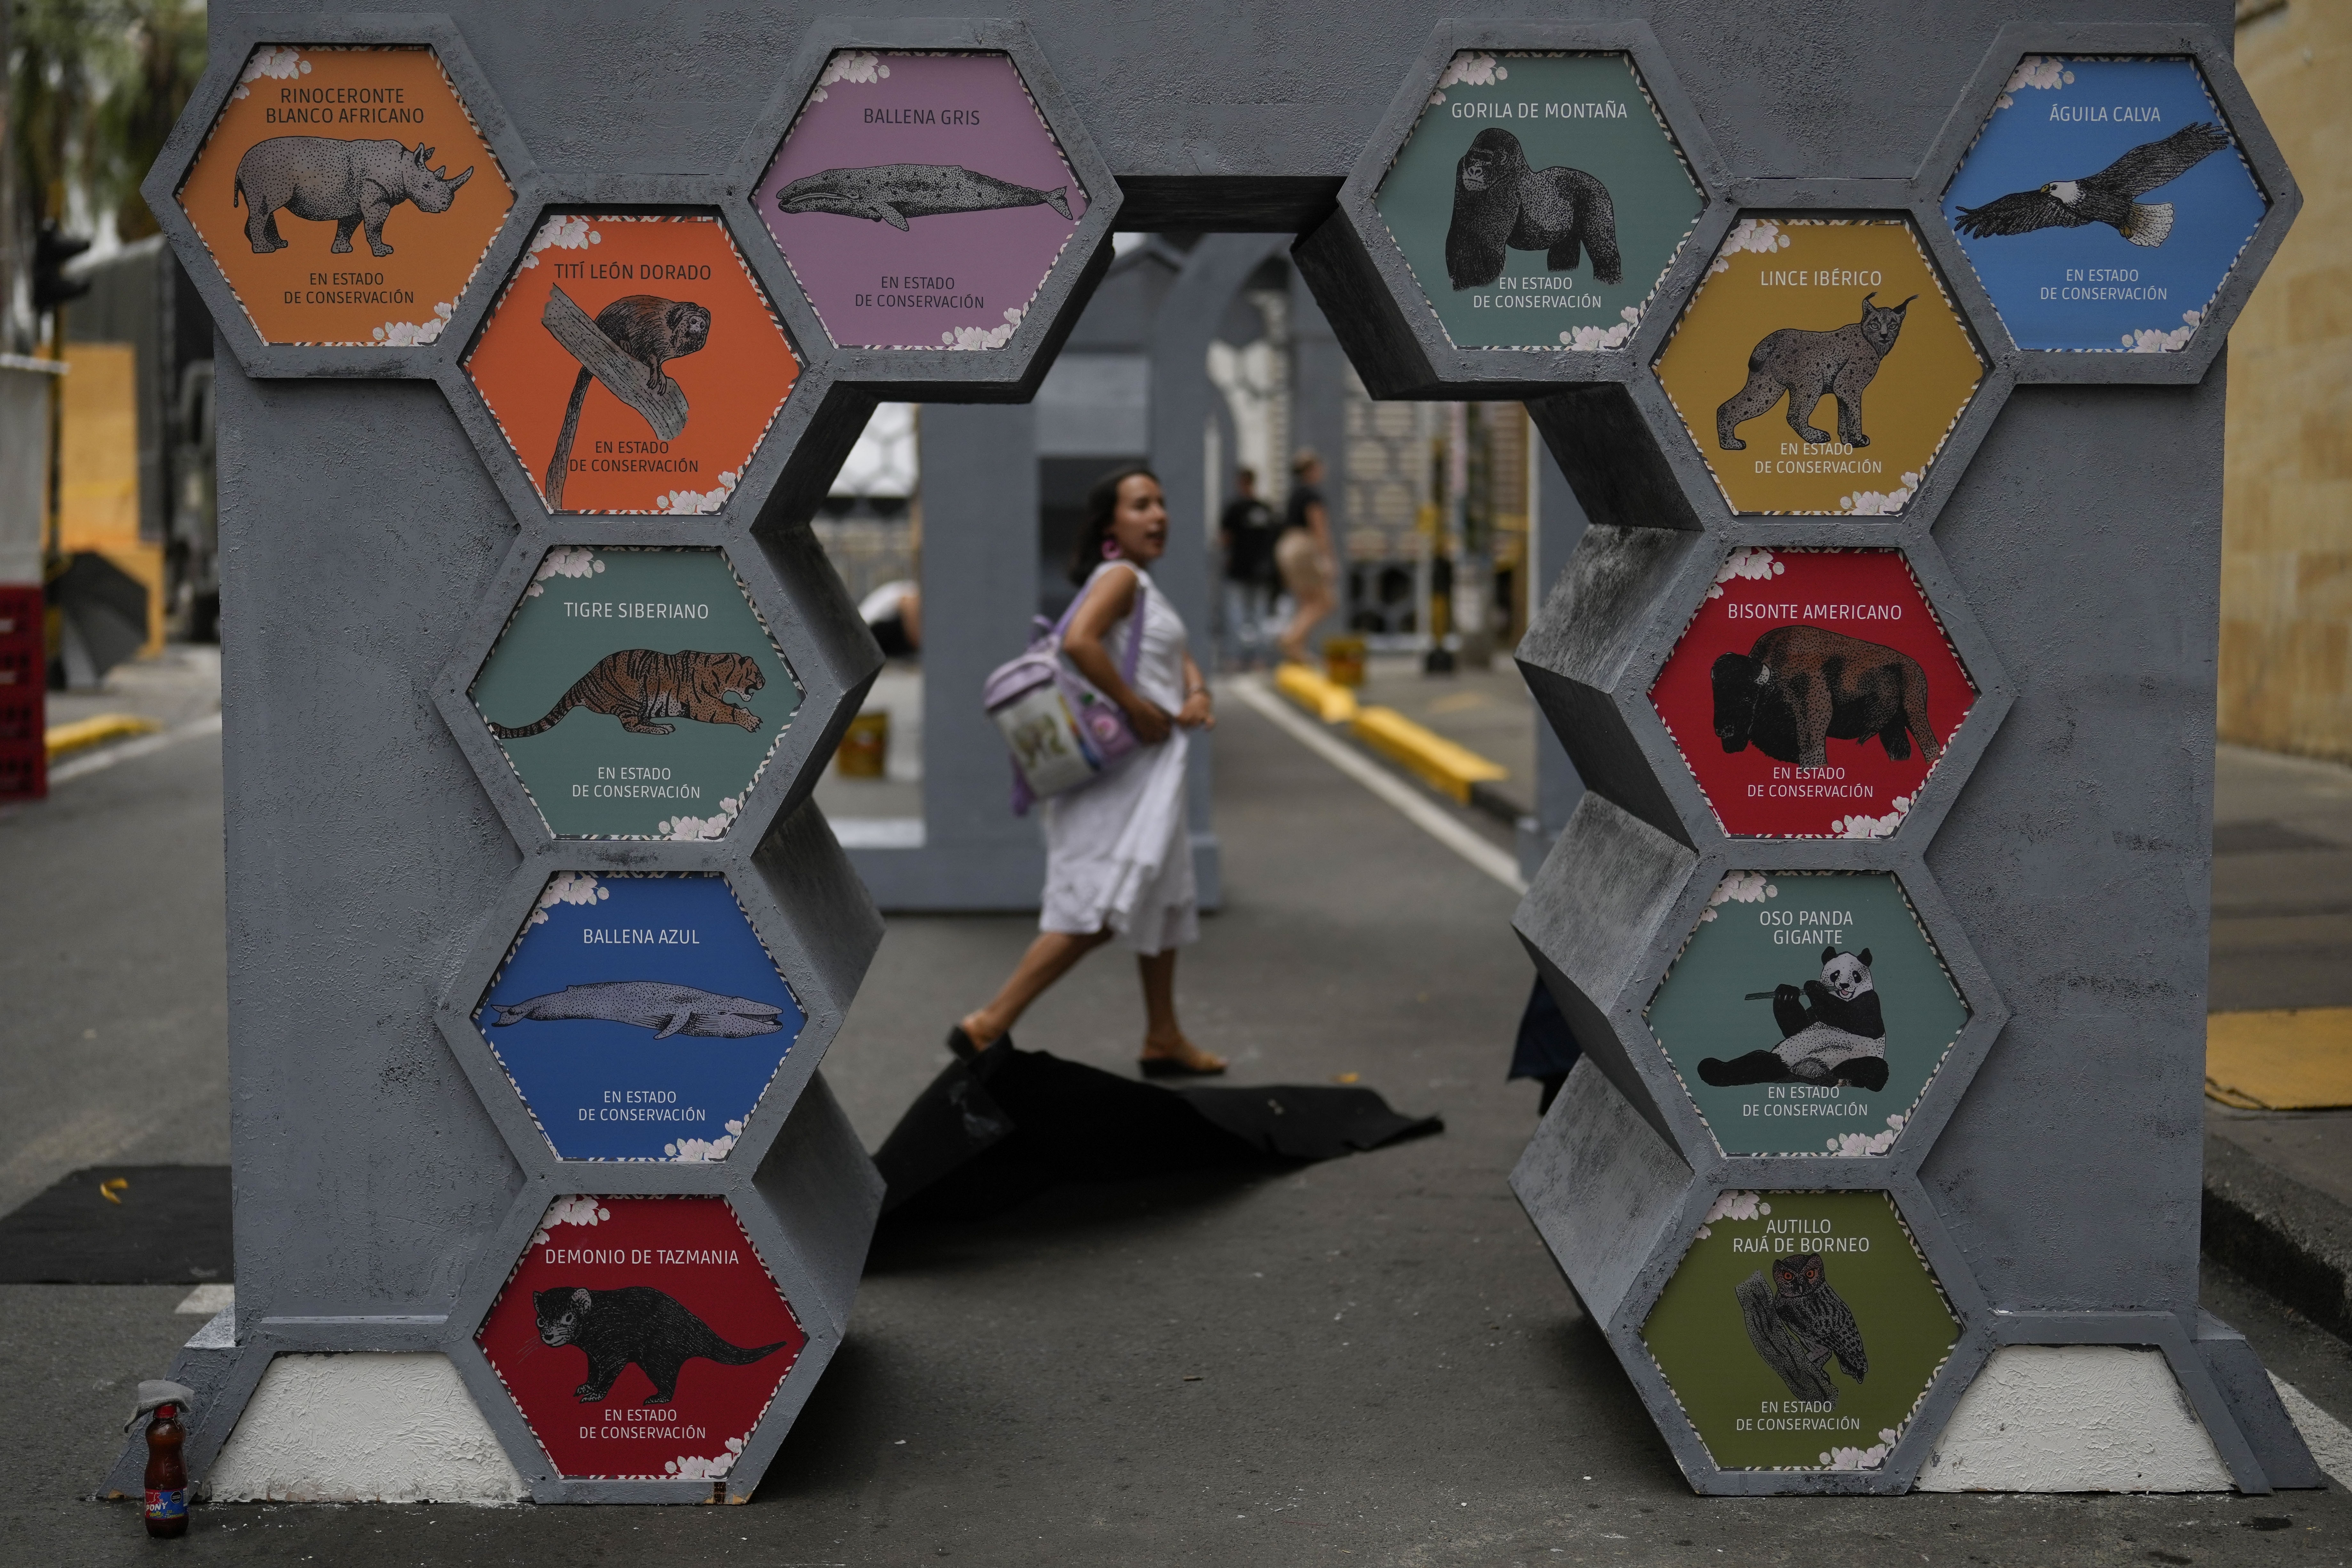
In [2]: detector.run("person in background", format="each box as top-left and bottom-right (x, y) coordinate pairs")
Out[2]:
(1217, 466), (1280, 668)
(953, 465), (1228, 1078)
(1509, 971), (1585, 1116)
(1275, 449), (1336, 666)
(859, 578), (921, 658)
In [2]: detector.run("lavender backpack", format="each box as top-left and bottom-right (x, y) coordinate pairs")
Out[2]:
(983, 570), (1149, 815)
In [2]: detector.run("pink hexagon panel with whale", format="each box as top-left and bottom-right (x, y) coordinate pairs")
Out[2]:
(754, 51), (1089, 349)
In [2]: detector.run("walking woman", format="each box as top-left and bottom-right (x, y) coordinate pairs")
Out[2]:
(952, 465), (1228, 1077)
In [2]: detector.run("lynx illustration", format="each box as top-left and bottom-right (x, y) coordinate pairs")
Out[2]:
(486, 649), (764, 739)
(1716, 291), (1916, 452)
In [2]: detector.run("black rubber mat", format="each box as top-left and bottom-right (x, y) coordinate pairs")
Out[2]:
(874, 1038), (1441, 1222)
(0, 1165), (231, 1284)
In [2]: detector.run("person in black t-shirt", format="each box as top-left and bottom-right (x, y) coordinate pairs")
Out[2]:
(1218, 466), (1279, 666)
(1275, 450), (1336, 665)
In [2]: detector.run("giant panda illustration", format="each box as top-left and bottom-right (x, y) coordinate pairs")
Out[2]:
(1698, 946), (1889, 1092)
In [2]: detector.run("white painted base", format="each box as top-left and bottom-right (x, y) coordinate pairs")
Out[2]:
(1916, 1345), (2231, 1492)
(207, 1353), (528, 1505)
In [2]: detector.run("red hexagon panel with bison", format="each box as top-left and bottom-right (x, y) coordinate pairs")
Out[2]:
(1650, 549), (1976, 839)
(477, 1196), (806, 1481)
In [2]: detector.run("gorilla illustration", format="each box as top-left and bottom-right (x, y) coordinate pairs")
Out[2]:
(1443, 128), (1622, 292)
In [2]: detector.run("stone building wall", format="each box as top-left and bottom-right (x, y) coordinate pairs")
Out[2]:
(2221, 0), (2351, 760)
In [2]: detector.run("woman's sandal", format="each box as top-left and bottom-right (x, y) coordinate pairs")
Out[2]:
(1138, 1042), (1227, 1078)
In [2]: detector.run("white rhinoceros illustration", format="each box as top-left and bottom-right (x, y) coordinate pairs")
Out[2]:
(232, 137), (475, 257)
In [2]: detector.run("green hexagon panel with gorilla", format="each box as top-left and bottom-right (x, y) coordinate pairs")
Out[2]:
(1646, 872), (1968, 1157)
(470, 547), (802, 838)
(1373, 51), (1704, 350)
(1642, 1191), (1959, 1472)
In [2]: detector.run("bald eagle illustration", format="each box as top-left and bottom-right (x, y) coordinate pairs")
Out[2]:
(1952, 121), (2233, 248)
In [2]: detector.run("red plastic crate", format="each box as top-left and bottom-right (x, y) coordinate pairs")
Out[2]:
(0, 584), (41, 647)
(0, 644), (37, 692)
(0, 741), (43, 802)
(0, 693), (38, 745)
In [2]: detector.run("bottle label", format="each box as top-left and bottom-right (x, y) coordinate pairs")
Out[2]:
(144, 1488), (187, 1519)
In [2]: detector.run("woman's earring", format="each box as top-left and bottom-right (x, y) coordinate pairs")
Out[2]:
(1101, 537), (1123, 560)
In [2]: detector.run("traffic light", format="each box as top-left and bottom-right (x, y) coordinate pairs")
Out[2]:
(32, 225), (91, 314)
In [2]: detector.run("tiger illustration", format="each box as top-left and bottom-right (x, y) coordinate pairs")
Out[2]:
(486, 649), (765, 739)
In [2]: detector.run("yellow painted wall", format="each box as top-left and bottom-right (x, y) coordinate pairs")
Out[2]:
(56, 342), (163, 655)
(2221, 1), (2351, 761)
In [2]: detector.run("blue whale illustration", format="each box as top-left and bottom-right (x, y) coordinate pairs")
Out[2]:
(490, 981), (785, 1039)
(774, 163), (1075, 231)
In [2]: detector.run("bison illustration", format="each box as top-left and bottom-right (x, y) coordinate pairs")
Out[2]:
(233, 137), (474, 257)
(1709, 624), (1940, 770)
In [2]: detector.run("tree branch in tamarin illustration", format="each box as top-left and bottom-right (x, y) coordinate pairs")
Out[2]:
(540, 290), (711, 509)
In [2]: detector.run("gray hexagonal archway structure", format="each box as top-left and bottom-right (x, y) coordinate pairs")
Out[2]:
(118, 0), (2313, 1505)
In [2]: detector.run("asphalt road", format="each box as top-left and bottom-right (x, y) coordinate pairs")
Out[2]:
(4, 672), (2351, 1565)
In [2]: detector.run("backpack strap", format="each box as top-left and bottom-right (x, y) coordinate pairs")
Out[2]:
(1055, 563), (1150, 683)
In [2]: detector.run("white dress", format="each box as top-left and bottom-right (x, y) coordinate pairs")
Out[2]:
(1038, 561), (1198, 955)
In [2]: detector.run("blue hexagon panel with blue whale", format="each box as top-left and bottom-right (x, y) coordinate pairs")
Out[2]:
(1940, 56), (2266, 353)
(473, 872), (805, 1161)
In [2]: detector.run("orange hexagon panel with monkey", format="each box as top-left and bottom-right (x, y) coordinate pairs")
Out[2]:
(464, 214), (802, 515)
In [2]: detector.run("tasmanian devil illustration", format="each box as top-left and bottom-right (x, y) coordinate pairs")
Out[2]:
(534, 1285), (793, 1405)
(491, 981), (785, 1039)
(544, 294), (711, 508)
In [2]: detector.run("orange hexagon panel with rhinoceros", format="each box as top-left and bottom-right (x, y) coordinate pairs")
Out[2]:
(176, 45), (513, 346)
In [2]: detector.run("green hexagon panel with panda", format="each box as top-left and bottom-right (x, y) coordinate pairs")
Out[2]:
(1646, 872), (1968, 1157)
(469, 546), (804, 839)
(1642, 1191), (1959, 1473)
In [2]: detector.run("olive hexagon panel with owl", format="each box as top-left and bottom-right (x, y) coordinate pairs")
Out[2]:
(1654, 217), (1984, 515)
(1372, 52), (1704, 351)
(1642, 1191), (1959, 1472)
(468, 547), (803, 840)
(477, 1196), (806, 1481)
(1645, 872), (1969, 1158)
(754, 51), (1090, 350)
(1940, 57), (2266, 353)
(463, 214), (802, 514)
(175, 45), (514, 346)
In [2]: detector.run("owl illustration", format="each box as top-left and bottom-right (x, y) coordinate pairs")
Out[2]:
(1771, 1252), (1868, 1383)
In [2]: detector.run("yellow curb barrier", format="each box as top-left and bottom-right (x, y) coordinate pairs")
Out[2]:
(1349, 704), (1509, 805)
(1274, 661), (1359, 725)
(45, 712), (162, 762)
(2206, 1006), (2352, 1111)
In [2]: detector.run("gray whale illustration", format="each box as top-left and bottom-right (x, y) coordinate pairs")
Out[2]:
(491, 981), (784, 1039)
(774, 163), (1075, 231)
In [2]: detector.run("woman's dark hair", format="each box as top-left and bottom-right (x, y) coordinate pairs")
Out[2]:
(1068, 463), (1160, 585)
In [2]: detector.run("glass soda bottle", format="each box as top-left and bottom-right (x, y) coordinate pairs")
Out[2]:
(143, 1402), (188, 1538)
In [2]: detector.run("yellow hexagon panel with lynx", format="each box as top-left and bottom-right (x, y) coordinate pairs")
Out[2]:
(1655, 217), (1984, 517)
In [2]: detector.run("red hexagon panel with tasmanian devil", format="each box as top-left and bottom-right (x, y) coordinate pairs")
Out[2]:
(478, 1196), (806, 1481)
(754, 51), (1088, 350)
(465, 214), (800, 514)
(1651, 549), (1976, 838)
(177, 45), (513, 346)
